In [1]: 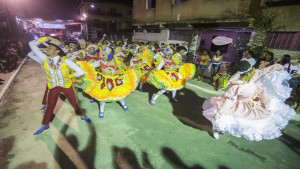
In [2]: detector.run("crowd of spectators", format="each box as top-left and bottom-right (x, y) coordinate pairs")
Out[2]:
(193, 47), (300, 110)
(0, 38), (28, 74)
(0, 38), (30, 85)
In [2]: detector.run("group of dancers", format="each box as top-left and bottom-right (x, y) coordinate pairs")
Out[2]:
(28, 36), (195, 135)
(28, 36), (295, 142)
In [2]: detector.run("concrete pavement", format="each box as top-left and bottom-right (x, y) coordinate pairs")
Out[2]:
(0, 57), (27, 102)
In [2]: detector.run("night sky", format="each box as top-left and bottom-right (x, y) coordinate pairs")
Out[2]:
(21, 0), (132, 20)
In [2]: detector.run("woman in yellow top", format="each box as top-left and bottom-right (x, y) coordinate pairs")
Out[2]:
(195, 49), (210, 81)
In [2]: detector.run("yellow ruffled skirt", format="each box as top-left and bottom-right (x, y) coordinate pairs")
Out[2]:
(147, 63), (195, 91)
(136, 64), (153, 83)
(74, 61), (139, 102)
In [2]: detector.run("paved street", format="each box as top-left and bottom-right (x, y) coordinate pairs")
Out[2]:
(0, 59), (299, 169)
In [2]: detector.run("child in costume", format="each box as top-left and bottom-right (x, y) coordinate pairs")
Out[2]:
(202, 61), (295, 141)
(29, 37), (92, 135)
(148, 48), (195, 105)
(74, 47), (139, 118)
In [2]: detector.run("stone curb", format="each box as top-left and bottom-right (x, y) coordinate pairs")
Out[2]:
(0, 57), (28, 102)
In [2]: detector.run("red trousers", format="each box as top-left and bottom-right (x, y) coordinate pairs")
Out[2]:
(42, 85), (82, 125)
(42, 85), (48, 105)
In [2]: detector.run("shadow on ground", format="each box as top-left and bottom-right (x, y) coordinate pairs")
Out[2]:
(169, 88), (213, 135)
(35, 117), (96, 169)
(141, 83), (213, 136)
(140, 83), (159, 102)
(0, 136), (15, 169)
(111, 146), (230, 169)
(161, 147), (229, 169)
(112, 146), (154, 169)
(279, 133), (300, 156)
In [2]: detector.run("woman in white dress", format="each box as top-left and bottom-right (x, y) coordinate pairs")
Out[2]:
(202, 61), (296, 141)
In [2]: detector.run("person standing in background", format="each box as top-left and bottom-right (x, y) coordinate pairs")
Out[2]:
(210, 49), (223, 83)
(194, 49), (210, 81)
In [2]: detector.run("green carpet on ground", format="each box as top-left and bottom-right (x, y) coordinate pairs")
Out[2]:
(35, 81), (300, 169)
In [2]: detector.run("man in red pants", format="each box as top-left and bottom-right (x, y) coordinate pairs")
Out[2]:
(29, 37), (91, 135)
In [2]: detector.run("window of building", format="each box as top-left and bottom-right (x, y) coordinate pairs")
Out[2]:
(89, 8), (105, 16)
(135, 29), (144, 33)
(146, 29), (161, 33)
(173, 0), (188, 4)
(169, 29), (193, 40)
(267, 31), (300, 51)
(147, 0), (156, 9)
(210, 36), (229, 53)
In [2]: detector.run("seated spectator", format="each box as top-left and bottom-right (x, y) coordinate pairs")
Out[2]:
(258, 51), (274, 69)
(280, 54), (290, 65)
(254, 50), (268, 68)
(212, 62), (237, 90)
(284, 54), (300, 108)
(235, 43), (246, 58)
(7, 43), (18, 69)
(0, 54), (5, 73)
(240, 50), (256, 66)
(0, 41), (19, 72)
(17, 39), (25, 57)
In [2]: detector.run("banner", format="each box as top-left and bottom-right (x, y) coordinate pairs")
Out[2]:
(39, 23), (66, 29)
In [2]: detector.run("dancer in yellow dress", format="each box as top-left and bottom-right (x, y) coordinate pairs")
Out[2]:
(115, 39), (128, 62)
(128, 45), (154, 92)
(74, 47), (139, 118)
(148, 48), (195, 105)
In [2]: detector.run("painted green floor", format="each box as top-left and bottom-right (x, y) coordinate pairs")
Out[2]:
(0, 59), (300, 169)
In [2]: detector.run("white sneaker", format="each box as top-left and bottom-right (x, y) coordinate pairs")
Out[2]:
(213, 131), (219, 139)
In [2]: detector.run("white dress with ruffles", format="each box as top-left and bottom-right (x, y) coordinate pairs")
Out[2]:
(202, 64), (296, 141)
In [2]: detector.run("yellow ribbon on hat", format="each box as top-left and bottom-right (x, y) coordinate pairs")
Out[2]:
(37, 37), (48, 43)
